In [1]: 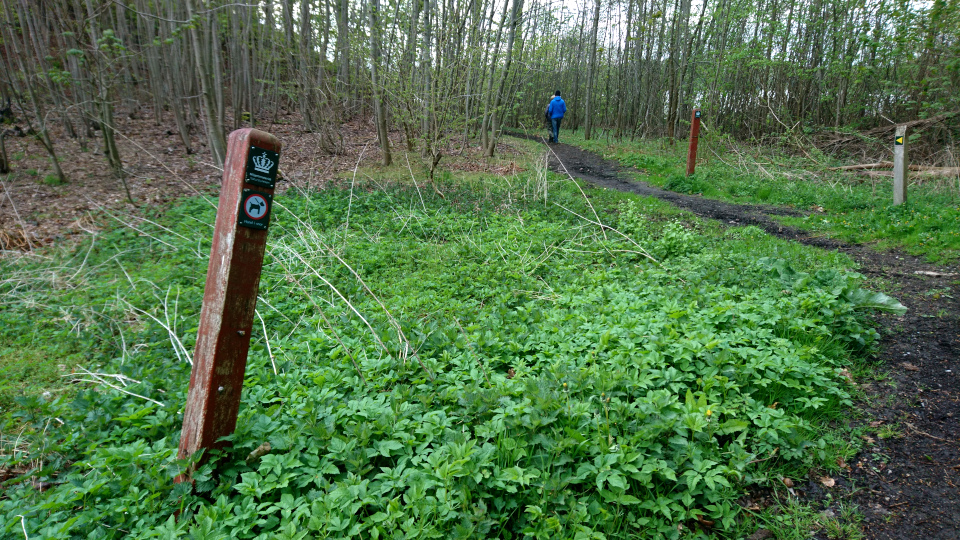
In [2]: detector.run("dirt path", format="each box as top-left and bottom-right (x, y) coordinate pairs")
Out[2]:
(541, 138), (960, 539)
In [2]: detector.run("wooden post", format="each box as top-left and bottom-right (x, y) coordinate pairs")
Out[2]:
(686, 109), (701, 176)
(893, 125), (907, 205)
(177, 128), (280, 477)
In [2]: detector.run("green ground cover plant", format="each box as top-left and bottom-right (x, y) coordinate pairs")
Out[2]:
(0, 165), (902, 539)
(566, 132), (960, 264)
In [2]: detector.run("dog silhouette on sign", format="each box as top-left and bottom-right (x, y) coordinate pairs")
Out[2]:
(247, 199), (264, 216)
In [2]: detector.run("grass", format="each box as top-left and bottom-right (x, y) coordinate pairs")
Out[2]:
(0, 347), (74, 414)
(561, 130), (960, 264)
(0, 141), (894, 539)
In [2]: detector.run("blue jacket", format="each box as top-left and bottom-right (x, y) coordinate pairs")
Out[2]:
(546, 96), (566, 119)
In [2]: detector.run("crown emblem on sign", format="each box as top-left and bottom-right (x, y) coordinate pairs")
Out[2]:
(252, 153), (274, 174)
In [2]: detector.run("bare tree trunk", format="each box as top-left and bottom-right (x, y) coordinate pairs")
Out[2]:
(0, 0), (66, 183)
(336, 0), (351, 107)
(185, 0), (227, 167)
(485, 0), (524, 157)
(160, 0), (193, 153)
(480, 0), (510, 150)
(584, 0), (601, 140)
(0, 130), (9, 174)
(369, 0), (391, 165)
(299, 0), (316, 130)
(83, 0), (134, 203)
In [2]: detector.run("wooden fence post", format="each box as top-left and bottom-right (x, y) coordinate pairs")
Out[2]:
(686, 109), (701, 176)
(176, 128), (280, 479)
(893, 125), (907, 205)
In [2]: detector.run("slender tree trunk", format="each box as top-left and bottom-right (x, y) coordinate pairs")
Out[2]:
(485, 0), (524, 157)
(185, 0), (227, 167)
(1, 0), (66, 183)
(584, 0), (601, 140)
(369, 0), (391, 165)
(0, 130), (9, 174)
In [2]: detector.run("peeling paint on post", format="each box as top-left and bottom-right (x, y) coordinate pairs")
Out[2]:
(893, 125), (907, 206)
(686, 109), (701, 176)
(177, 129), (280, 479)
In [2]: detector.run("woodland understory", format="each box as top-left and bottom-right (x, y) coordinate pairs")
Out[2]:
(1, 0), (958, 181)
(2, 2), (960, 540)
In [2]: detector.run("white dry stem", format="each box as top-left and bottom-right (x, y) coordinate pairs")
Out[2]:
(282, 247), (390, 355)
(89, 200), (204, 258)
(320, 243), (430, 372)
(271, 209), (435, 381)
(257, 295), (301, 339)
(271, 257), (368, 385)
(553, 202), (660, 265)
(542, 145), (608, 241)
(69, 366), (165, 407)
(256, 309), (278, 376)
(92, 203), (180, 252)
(404, 153), (428, 211)
(312, 300), (368, 387)
(114, 257), (137, 290)
(343, 143), (369, 244)
(124, 288), (193, 365)
(16, 514), (28, 540)
(66, 233), (97, 283)
(116, 319), (130, 366)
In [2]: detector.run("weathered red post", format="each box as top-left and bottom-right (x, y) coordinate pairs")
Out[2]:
(686, 109), (701, 176)
(177, 128), (280, 478)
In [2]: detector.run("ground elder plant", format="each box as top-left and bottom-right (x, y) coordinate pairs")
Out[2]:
(0, 176), (903, 539)
(572, 132), (960, 263)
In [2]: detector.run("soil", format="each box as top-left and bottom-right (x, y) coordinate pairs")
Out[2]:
(540, 137), (960, 539)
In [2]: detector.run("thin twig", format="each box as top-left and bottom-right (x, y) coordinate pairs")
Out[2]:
(16, 514), (28, 540)
(256, 310), (278, 376)
(905, 423), (949, 442)
(271, 263), (367, 386)
(343, 144), (369, 244)
(404, 153), (428, 211)
(553, 202), (660, 265)
(275, 201), (435, 381)
(542, 144), (608, 241)
(71, 366), (165, 407)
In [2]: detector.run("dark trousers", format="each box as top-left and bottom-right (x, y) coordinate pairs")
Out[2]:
(550, 117), (562, 143)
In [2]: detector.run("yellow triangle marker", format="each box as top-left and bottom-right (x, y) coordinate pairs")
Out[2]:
(895, 136), (904, 145)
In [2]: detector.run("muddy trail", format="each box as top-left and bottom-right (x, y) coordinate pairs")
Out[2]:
(534, 136), (960, 539)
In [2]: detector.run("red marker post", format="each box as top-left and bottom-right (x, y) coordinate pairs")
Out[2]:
(686, 108), (701, 176)
(177, 128), (280, 478)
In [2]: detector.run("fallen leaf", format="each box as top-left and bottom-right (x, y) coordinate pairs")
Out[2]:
(838, 369), (855, 383)
(902, 362), (920, 372)
(862, 435), (876, 444)
(507, 368), (516, 379)
(696, 514), (715, 528)
(820, 476), (836, 487)
(781, 477), (794, 488)
(869, 421), (884, 427)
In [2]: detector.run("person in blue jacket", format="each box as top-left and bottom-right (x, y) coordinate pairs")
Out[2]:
(545, 91), (566, 143)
